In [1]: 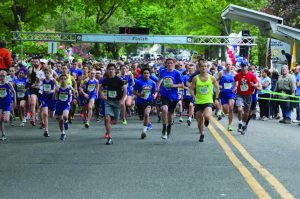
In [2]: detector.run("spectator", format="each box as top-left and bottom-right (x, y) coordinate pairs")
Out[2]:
(258, 69), (271, 120)
(0, 40), (12, 71)
(270, 70), (280, 119)
(275, 65), (296, 124)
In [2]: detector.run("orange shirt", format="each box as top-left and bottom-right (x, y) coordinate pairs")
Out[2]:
(0, 48), (12, 70)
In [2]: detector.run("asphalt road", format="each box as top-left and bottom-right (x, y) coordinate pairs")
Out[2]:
(0, 112), (299, 199)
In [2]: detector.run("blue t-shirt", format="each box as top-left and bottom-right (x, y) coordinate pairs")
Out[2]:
(258, 76), (271, 94)
(133, 78), (156, 104)
(70, 68), (83, 79)
(182, 74), (192, 99)
(0, 83), (12, 103)
(294, 73), (300, 96)
(159, 69), (183, 101)
(219, 70), (235, 94)
(15, 78), (29, 98)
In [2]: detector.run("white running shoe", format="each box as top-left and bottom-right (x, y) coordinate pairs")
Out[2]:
(161, 133), (168, 140)
(20, 122), (25, 127)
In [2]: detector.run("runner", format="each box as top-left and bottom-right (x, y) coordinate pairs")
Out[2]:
(217, 60), (236, 131)
(234, 62), (258, 134)
(119, 64), (134, 125)
(14, 68), (29, 127)
(0, 70), (16, 140)
(190, 62), (219, 142)
(40, 68), (58, 137)
(133, 67), (157, 139)
(60, 65), (78, 123)
(156, 58), (183, 139)
(28, 57), (42, 126)
(100, 63), (127, 145)
(182, 64), (195, 126)
(53, 74), (73, 141)
(80, 69), (99, 128)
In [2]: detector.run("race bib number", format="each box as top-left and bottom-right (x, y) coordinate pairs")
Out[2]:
(141, 89), (151, 99)
(163, 78), (173, 88)
(17, 92), (25, 98)
(108, 91), (117, 98)
(59, 92), (68, 101)
(240, 84), (249, 92)
(199, 86), (209, 94)
(87, 84), (95, 92)
(0, 89), (7, 98)
(102, 90), (107, 97)
(186, 89), (191, 96)
(44, 84), (51, 92)
(224, 83), (232, 89)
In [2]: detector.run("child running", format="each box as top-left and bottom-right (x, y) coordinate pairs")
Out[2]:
(0, 70), (16, 140)
(53, 74), (73, 141)
(40, 68), (58, 137)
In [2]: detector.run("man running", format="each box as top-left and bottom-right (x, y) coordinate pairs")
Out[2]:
(190, 62), (219, 142)
(100, 63), (127, 145)
(234, 62), (258, 134)
(156, 58), (183, 139)
(133, 67), (157, 139)
(217, 60), (236, 131)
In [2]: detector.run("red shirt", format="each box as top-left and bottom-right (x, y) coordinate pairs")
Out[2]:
(0, 48), (12, 70)
(234, 71), (257, 96)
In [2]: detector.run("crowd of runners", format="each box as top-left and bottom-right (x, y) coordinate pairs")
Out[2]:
(0, 55), (299, 144)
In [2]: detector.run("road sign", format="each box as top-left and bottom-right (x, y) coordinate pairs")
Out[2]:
(48, 42), (57, 54)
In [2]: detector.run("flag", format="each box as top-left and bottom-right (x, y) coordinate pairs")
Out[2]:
(290, 40), (297, 71)
(267, 38), (272, 68)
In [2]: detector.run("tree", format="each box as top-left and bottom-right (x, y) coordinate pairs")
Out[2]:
(262, 0), (300, 27)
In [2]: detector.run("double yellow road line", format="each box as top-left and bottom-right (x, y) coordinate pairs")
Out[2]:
(208, 117), (295, 199)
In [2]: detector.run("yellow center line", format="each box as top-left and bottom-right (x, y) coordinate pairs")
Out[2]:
(208, 125), (271, 199)
(211, 117), (295, 199)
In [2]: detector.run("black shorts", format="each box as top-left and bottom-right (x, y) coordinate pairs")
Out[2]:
(17, 96), (28, 104)
(161, 96), (178, 114)
(29, 88), (39, 96)
(194, 103), (213, 113)
(183, 98), (194, 109)
(137, 101), (153, 117)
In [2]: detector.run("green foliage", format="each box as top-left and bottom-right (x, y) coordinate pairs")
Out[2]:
(3, 0), (298, 63)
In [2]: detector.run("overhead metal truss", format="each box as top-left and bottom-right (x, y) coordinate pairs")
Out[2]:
(12, 31), (77, 42)
(12, 31), (257, 46)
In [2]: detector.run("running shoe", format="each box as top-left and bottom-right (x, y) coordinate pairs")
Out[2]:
(104, 132), (110, 139)
(204, 119), (209, 127)
(187, 119), (191, 126)
(238, 123), (243, 133)
(141, 132), (147, 139)
(217, 114), (222, 121)
(43, 131), (50, 137)
(20, 122), (25, 127)
(147, 122), (153, 130)
(96, 116), (100, 122)
(121, 119), (127, 125)
(1, 135), (7, 141)
(85, 122), (90, 128)
(241, 125), (247, 135)
(179, 117), (183, 123)
(106, 137), (113, 145)
(60, 133), (66, 141)
(30, 120), (36, 126)
(64, 122), (69, 130)
(22, 118), (26, 123)
(227, 124), (233, 131)
(40, 123), (44, 129)
(199, 134), (204, 142)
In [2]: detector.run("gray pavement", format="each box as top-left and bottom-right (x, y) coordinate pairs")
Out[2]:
(0, 113), (299, 199)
